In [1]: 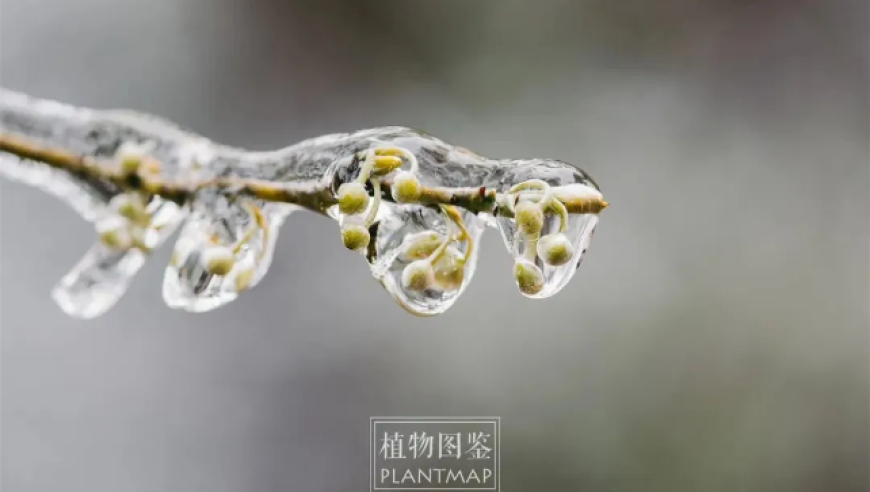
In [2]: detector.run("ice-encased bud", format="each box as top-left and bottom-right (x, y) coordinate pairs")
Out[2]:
(493, 172), (601, 299)
(514, 259), (544, 295)
(52, 196), (185, 318)
(110, 193), (149, 225)
(399, 231), (444, 261)
(116, 142), (146, 176)
(96, 219), (133, 251)
(162, 197), (292, 312)
(201, 246), (235, 276)
(514, 200), (544, 235)
(536, 233), (574, 266)
(337, 182), (369, 215)
(496, 211), (598, 299)
(341, 224), (371, 252)
(370, 204), (484, 316)
(402, 259), (434, 291)
(373, 155), (404, 174)
(432, 247), (465, 291)
(391, 171), (422, 203)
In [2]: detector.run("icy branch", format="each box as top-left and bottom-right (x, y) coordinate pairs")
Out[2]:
(0, 88), (607, 318)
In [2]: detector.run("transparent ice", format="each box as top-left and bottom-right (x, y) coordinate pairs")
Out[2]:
(163, 197), (294, 312)
(495, 213), (599, 298)
(0, 88), (603, 318)
(372, 204), (485, 316)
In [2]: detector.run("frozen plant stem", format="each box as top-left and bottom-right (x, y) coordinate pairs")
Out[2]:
(0, 88), (608, 318)
(0, 133), (605, 216)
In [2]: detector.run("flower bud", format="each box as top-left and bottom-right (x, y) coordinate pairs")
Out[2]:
(116, 143), (146, 176)
(97, 223), (132, 251)
(400, 231), (444, 261)
(536, 233), (574, 266)
(433, 248), (465, 291)
(391, 171), (422, 203)
(341, 224), (371, 252)
(373, 155), (404, 174)
(513, 259), (544, 295)
(337, 182), (369, 215)
(201, 246), (235, 276)
(514, 201), (543, 235)
(111, 194), (147, 224)
(402, 259), (434, 291)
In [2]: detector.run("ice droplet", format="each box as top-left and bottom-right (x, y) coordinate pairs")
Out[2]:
(371, 203), (485, 316)
(52, 244), (147, 319)
(52, 196), (185, 318)
(162, 195), (292, 312)
(496, 212), (598, 299)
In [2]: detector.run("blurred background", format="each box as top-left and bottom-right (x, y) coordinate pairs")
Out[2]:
(0, 1), (867, 491)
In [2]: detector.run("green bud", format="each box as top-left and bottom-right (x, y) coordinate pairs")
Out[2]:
(341, 224), (371, 252)
(391, 171), (422, 204)
(513, 259), (544, 295)
(116, 143), (146, 176)
(536, 233), (574, 266)
(111, 194), (148, 224)
(433, 248), (465, 291)
(514, 201), (543, 235)
(400, 231), (444, 261)
(402, 259), (434, 291)
(201, 246), (235, 276)
(97, 225), (132, 251)
(337, 182), (369, 215)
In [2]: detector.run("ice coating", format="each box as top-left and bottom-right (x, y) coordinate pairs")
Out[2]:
(496, 213), (599, 298)
(162, 196), (293, 312)
(371, 203), (485, 316)
(492, 180), (603, 299)
(0, 88), (605, 318)
(52, 196), (184, 318)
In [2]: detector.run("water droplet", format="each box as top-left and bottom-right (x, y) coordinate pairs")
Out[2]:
(52, 196), (185, 318)
(496, 212), (598, 299)
(52, 244), (147, 319)
(370, 203), (485, 316)
(162, 195), (293, 312)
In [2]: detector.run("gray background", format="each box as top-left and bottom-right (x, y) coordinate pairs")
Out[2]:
(0, 1), (867, 491)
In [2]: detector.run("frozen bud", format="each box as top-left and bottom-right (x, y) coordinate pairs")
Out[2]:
(514, 201), (543, 235)
(373, 155), (404, 174)
(402, 259), (434, 291)
(337, 182), (370, 215)
(513, 259), (544, 295)
(111, 194), (147, 223)
(391, 171), (422, 203)
(96, 222), (132, 251)
(400, 231), (444, 261)
(433, 248), (465, 291)
(341, 224), (371, 252)
(536, 233), (574, 266)
(116, 142), (147, 176)
(201, 246), (235, 276)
